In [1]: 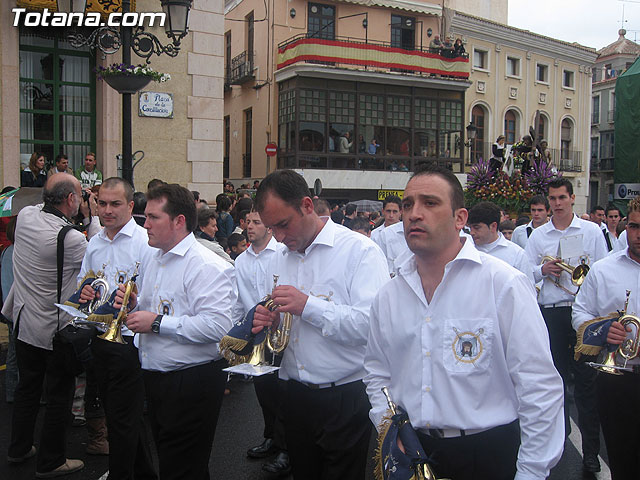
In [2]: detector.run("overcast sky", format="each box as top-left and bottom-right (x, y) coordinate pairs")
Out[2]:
(508, 0), (640, 51)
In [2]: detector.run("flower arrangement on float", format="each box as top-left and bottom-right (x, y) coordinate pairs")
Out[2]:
(464, 157), (561, 214)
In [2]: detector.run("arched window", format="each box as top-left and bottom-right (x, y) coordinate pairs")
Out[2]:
(471, 105), (486, 163)
(561, 118), (573, 160)
(504, 110), (516, 144)
(537, 114), (548, 141)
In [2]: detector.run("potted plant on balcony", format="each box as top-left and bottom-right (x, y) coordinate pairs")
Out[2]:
(95, 63), (171, 94)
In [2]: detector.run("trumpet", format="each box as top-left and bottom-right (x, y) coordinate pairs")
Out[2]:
(97, 262), (140, 344)
(541, 255), (589, 296)
(588, 291), (640, 375)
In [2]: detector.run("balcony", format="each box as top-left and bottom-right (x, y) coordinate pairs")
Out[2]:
(592, 158), (614, 172)
(469, 142), (583, 173)
(277, 34), (470, 80)
(228, 51), (254, 85)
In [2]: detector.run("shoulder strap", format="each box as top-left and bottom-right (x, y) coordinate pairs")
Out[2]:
(56, 225), (80, 331)
(526, 226), (533, 238)
(603, 229), (612, 251)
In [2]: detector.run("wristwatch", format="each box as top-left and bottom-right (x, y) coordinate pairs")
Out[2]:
(151, 315), (163, 334)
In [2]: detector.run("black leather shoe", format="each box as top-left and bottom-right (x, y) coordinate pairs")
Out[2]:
(247, 438), (276, 459)
(262, 452), (291, 477)
(583, 454), (601, 473)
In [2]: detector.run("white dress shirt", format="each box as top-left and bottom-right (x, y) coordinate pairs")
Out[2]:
(364, 239), (565, 480)
(526, 215), (608, 306)
(78, 218), (157, 337)
(612, 229), (627, 253)
(6, 205), (100, 350)
(267, 218), (389, 385)
(475, 233), (536, 285)
(511, 221), (534, 249)
(376, 221), (411, 276)
(370, 222), (388, 247)
(233, 236), (282, 320)
(572, 248), (640, 333)
(136, 234), (237, 372)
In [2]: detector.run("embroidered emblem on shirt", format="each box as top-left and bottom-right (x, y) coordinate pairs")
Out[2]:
(309, 290), (334, 302)
(158, 298), (174, 316)
(114, 269), (129, 285)
(451, 327), (485, 365)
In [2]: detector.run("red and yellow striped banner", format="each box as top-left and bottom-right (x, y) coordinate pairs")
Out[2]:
(277, 37), (469, 78)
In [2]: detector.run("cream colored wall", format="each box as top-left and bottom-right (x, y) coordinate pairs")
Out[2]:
(0, 7), (20, 188)
(446, 0), (507, 24)
(224, 0), (442, 182)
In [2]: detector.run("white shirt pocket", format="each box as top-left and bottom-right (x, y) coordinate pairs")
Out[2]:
(442, 318), (493, 374)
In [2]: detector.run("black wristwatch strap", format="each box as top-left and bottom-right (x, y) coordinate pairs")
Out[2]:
(151, 314), (163, 333)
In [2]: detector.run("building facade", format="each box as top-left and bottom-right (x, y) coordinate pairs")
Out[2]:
(224, 0), (475, 200)
(447, 10), (598, 214)
(0, 0), (225, 200)
(589, 29), (640, 209)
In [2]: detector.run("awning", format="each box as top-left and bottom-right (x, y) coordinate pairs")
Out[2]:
(335, 0), (442, 16)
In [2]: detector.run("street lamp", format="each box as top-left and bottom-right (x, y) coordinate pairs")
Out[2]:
(58, 0), (193, 186)
(56, 0), (86, 13)
(464, 122), (477, 165)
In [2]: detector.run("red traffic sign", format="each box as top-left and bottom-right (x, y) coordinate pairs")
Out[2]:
(265, 143), (278, 156)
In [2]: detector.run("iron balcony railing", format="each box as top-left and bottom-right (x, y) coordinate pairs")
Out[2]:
(277, 33), (470, 80)
(229, 51), (254, 85)
(469, 142), (583, 172)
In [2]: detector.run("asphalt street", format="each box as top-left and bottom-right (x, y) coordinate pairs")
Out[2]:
(0, 370), (612, 480)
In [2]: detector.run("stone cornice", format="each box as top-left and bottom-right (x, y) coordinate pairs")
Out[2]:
(449, 11), (598, 66)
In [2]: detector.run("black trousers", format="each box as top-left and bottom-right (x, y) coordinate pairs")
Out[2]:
(596, 372), (640, 480)
(253, 353), (286, 450)
(143, 359), (227, 480)
(541, 306), (600, 457)
(417, 420), (520, 480)
(9, 337), (76, 473)
(283, 379), (372, 480)
(92, 336), (157, 480)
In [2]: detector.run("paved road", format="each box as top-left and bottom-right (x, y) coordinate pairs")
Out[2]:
(0, 370), (613, 480)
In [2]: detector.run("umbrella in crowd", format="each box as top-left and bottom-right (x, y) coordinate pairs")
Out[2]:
(348, 199), (383, 213)
(0, 187), (43, 217)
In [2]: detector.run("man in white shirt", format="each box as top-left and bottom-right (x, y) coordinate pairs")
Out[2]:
(370, 195), (402, 246)
(511, 195), (550, 249)
(467, 201), (535, 285)
(525, 177), (608, 473)
(76, 178), (157, 480)
(364, 165), (564, 479)
(119, 184), (237, 480)
(376, 220), (410, 276)
(6, 173), (99, 477)
(605, 205), (622, 244)
(572, 196), (640, 480)
(590, 205), (615, 251)
(251, 170), (389, 480)
(233, 211), (289, 475)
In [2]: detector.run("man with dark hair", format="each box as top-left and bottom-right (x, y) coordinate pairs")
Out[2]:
(195, 209), (234, 264)
(605, 205), (622, 245)
(5, 173), (100, 478)
(499, 219), (516, 240)
(233, 209), (251, 236)
(526, 177), (608, 473)
(119, 183), (237, 480)
(351, 216), (372, 237)
(75, 152), (103, 189)
(342, 203), (357, 229)
(512, 195), (550, 249)
(589, 205), (605, 226)
(371, 195), (402, 246)
(312, 198), (331, 216)
(573, 196), (640, 479)
(467, 202), (534, 284)
(47, 154), (73, 177)
(132, 192), (147, 227)
(233, 211), (290, 475)
(146, 178), (165, 192)
(227, 232), (248, 259)
(76, 177), (157, 479)
(365, 165), (564, 479)
(252, 169), (388, 480)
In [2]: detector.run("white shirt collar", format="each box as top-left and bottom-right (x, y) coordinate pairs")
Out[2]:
(161, 233), (196, 258)
(98, 217), (137, 242)
(246, 235), (278, 257)
(398, 235), (482, 277)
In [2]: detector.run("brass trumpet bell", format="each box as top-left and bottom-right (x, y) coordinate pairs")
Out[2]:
(541, 256), (590, 295)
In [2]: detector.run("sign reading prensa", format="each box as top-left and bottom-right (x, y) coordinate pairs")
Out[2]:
(377, 190), (404, 201)
(614, 183), (640, 200)
(139, 91), (173, 118)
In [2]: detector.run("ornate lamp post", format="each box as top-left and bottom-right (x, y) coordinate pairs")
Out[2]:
(56, 0), (193, 186)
